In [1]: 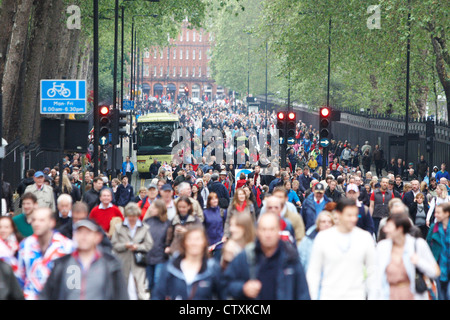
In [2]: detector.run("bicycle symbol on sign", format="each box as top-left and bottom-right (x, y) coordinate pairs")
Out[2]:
(47, 82), (71, 98)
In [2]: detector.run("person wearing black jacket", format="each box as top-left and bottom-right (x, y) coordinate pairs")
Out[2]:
(82, 177), (103, 213)
(416, 155), (428, 181)
(2, 180), (14, 215)
(208, 173), (230, 209)
(149, 159), (161, 179)
(0, 260), (23, 300)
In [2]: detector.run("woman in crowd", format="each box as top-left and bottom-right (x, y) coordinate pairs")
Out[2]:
(427, 184), (450, 227)
(111, 202), (153, 300)
(165, 196), (202, 256)
(221, 212), (256, 270)
(143, 199), (171, 297)
(196, 178), (209, 209)
(242, 185), (260, 218)
(297, 211), (334, 273)
(236, 172), (247, 189)
(372, 212), (439, 300)
(191, 184), (204, 210)
(202, 192), (226, 261)
(408, 193), (430, 239)
(284, 180), (302, 208)
(111, 178), (121, 200)
(0, 216), (21, 275)
(223, 188), (256, 239)
(152, 225), (223, 300)
(426, 203), (450, 300)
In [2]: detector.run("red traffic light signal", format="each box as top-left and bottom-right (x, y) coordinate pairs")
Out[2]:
(277, 112), (285, 120)
(288, 112), (296, 120)
(320, 107), (330, 117)
(100, 106), (110, 116)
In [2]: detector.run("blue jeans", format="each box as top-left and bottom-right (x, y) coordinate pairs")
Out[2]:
(437, 280), (449, 300)
(146, 263), (164, 294)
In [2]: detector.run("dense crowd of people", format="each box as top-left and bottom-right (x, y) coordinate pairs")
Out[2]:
(0, 97), (449, 301)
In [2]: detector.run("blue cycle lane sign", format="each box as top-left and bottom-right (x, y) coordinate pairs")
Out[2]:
(40, 80), (87, 114)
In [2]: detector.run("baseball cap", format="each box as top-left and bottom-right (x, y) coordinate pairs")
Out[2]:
(147, 183), (157, 190)
(34, 171), (44, 178)
(346, 184), (359, 193)
(220, 171), (227, 175)
(314, 182), (325, 193)
(408, 162), (414, 166)
(161, 183), (173, 191)
(73, 219), (100, 232)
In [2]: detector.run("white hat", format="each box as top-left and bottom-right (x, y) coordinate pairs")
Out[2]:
(346, 184), (359, 193)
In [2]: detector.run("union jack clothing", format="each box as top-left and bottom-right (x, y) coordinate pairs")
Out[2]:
(0, 236), (19, 276)
(17, 231), (73, 300)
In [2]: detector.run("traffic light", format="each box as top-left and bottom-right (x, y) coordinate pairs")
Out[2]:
(111, 109), (128, 145)
(319, 106), (331, 141)
(277, 111), (286, 143)
(286, 111), (296, 143)
(184, 86), (189, 96)
(99, 105), (111, 143)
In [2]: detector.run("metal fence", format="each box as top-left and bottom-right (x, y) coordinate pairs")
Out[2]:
(259, 96), (450, 170)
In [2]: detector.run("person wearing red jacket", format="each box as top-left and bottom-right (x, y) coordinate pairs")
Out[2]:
(236, 172), (247, 190)
(89, 189), (123, 233)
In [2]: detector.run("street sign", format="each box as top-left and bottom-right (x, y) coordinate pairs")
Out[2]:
(40, 80), (86, 114)
(319, 138), (330, 148)
(287, 137), (295, 145)
(123, 100), (135, 110)
(279, 137), (284, 145)
(100, 136), (108, 146)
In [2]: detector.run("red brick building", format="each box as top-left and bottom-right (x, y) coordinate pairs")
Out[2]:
(138, 22), (226, 102)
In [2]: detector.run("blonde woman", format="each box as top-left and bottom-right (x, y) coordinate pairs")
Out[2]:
(297, 211), (335, 272)
(111, 202), (153, 300)
(223, 188), (256, 239)
(427, 184), (450, 227)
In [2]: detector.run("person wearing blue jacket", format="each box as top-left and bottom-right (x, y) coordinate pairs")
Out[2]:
(121, 156), (135, 183)
(152, 225), (223, 300)
(115, 176), (134, 208)
(203, 192), (226, 261)
(301, 183), (331, 230)
(222, 212), (310, 300)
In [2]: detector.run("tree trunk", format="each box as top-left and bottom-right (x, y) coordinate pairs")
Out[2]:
(2, 0), (33, 141)
(0, 0), (18, 89)
(20, 0), (53, 145)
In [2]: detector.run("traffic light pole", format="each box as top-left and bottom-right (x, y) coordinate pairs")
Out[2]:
(111, 0), (119, 179)
(93, 0), (99, 176)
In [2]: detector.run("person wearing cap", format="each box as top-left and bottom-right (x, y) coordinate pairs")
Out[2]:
(24, 171), (56, 212)
(208, 173), (230, 209)
(219, 170), (231, 195)
(159, 184), (176, 221)
(40, 218), (129, 300)
(301, 182), (331, 230)
(138, 184), (158, 220)
(345, 183), (375, 236)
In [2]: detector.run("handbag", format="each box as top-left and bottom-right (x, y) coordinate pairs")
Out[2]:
(414, 239), (428, 294)
(133, 251), (148, 267)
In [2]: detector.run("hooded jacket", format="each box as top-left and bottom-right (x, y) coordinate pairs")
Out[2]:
(152, 255), (223, 300)
(301, 193), (331, 230)
(222, 240), (310, 300)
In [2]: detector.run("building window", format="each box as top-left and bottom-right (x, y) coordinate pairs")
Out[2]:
(173, 49), (176, 59)
(199, 31), (202, 42)
(193, 31), (196, 42)
(186, 49), (189, 60)
(193, 49), (195, 60)
(198, 67), (201, 77)
(160, 50), (163, 59)
(180, 49), (183, 59)
(207, 67), (210, 78)
(192, 67), (195, 77)
(186, 30), (189, 41)
(180, 66), (182, 76)
(154, 49), (157, 59)
(160, 66), (163, 76)
(199, 50), (202, 60)
(144, 65), (149, 76)
(154, 66), (157, 76)
(167, 48), (170, 60)
(167, 66), (170, 76)
(145, 50), (150, 58)
(185, 67), (189, 77)
(173, 66), (176, 77)
(180, 30), (183, 41)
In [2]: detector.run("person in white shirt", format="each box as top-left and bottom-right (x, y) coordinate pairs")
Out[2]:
(160, 184), (176, 221)
(307, 197), (376, 300)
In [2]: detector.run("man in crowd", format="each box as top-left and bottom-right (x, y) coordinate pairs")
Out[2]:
(121, 156), (135, 183)
(298, 167), (312, 193)
(208, 173), (230, 209)
(159, 184), (176, 221)
(13, 193), (38, 238)
(325, 179), (343, 202)
(24, 171), (55, 212)
(307, 198), (376, 299)
(17, 207), (74, 300)
(137, 183), (159, 219)
(402, 179), (427, 208)
(149, 159), (161, 179)
(345, 184), (375, 236)
(89, 188), (124, 234)
(301, 182), (331, 230)
(369, 177), (393, 238)
(40, 219), (128, 300)
(55, 194), (73, 230)
(435, 163), (450, 181)
(115, 176), (134, 209)
(82, 176), (104, 213)
(223, 212), (310, 300)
